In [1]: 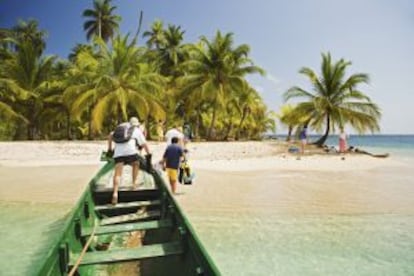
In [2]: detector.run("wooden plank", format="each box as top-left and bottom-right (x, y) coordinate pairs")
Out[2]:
(100, 210), (161, 226)
(94, 199), (161, 212)
(94, 187), (158, 193)
(92, 189), (161, 205)
(70, 241), (183, 266)
(82, 219), (173, 236)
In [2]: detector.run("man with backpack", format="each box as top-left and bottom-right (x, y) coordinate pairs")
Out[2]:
(107, 117), (150, 205)
(163, 136), (184, 195)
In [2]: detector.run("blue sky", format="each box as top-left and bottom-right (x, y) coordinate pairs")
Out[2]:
(1, 0), (413, 134)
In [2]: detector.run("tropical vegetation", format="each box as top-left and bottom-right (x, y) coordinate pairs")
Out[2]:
(0, 1), (381, 142)
(283, 52), (381, 146)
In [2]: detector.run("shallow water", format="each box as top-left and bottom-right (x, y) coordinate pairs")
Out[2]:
(0, 201), (71, 276)
(178, 156), (414, 275)
(1, 137), (413, 275)
(192, 212), (414, 275)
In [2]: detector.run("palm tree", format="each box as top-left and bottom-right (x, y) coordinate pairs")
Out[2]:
(234, 86), (262, 140)
(65, 35), (166, 135)
(82, 0), (121, 42)
(159, 24), (186, 76)
(143, 19), (166, 50)
(178, 31), (264, 140)
(0, 40), (56, 139)
(284, 52), (381, 146)
(68, 43), (94, 62)
(11, 19), (47, 55)
(277, 104), (309, 141)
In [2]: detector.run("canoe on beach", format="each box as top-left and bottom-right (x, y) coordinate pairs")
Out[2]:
(37, 155), (219, 276)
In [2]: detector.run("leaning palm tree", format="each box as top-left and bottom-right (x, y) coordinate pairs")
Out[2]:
(66, 35), (166, 135)
(284, 52), (381, 146)
(178, 31), (264, 140)
(82, 0), (121, 42)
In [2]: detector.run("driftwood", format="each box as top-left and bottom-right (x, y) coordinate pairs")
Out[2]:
(353, 148), (390, 158)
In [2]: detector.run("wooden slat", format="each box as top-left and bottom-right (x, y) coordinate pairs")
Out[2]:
(92, 189), (161, 205)
(94, 199), (161, 212)
(94, 187), (158, 193)
(70, 241), (183, 266)
(82, 219), (173, 236)
(100, 210), (161, 226)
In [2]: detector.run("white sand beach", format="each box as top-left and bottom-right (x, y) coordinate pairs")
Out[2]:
(0, 140), (408, 204)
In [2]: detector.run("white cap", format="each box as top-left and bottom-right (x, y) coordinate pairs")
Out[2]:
(129, 117), (140, 126)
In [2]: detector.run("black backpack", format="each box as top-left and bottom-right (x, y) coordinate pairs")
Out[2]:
(112, 123), (135, 143)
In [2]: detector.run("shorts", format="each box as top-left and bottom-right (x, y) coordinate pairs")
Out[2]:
(114, 154), (139, 165)
(166, 168), (178, 182)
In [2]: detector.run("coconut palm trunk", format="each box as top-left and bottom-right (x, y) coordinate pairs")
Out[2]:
(286, 126), (293, 141)
(313, 115), (330, 146)
(208, 103), (217, 140)
(235, 107), (249, 140)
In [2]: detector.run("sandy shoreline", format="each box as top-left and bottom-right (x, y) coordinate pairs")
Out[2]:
(0, 140), (404, 171)
(0, 140), (408, 205)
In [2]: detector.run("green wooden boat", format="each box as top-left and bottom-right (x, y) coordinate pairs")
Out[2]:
(37, 155), (220, 275)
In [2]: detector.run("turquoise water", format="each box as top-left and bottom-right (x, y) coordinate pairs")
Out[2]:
(193, 213), (414, 275)
(1, 135), (413, 275)
(186, 135), (414, 275)
(0, 202), (70, 275)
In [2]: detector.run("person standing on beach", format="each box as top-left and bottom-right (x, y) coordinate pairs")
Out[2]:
(183, 122), (193, 144)
(339, 128), (348, 153)
(165, 125), (184, 146)
(156, 120), (164, 142)
(107, 117), (151, 205)
(163, 137), (184, 194)
(299, 125), (308, 155)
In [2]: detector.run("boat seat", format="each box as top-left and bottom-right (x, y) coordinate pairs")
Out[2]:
(82, 219), (173, 237)
(100, 210), (161, 225)
(69, 241), (183, 266)
(94, 199), (161, 212)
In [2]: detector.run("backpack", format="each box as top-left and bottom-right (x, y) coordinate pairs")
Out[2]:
(112, 123), (135, 143)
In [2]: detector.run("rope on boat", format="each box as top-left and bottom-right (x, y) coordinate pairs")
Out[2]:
(68, 222), (98, 276)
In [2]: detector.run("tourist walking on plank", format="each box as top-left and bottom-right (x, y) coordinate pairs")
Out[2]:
(107, 117), (151, 205)
(163, 137), (184, 194)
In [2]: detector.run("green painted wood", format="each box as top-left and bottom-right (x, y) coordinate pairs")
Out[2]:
(82, 219), (173, 236)
(100, 210), (161, 226)
(70, 241), (183, 266)
(94, 199), (161, 212)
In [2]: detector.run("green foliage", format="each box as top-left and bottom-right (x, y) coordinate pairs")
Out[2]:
(1, 6), (380, 142)
(284, 52), (381, 146)
(83, 0), (121, 42)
